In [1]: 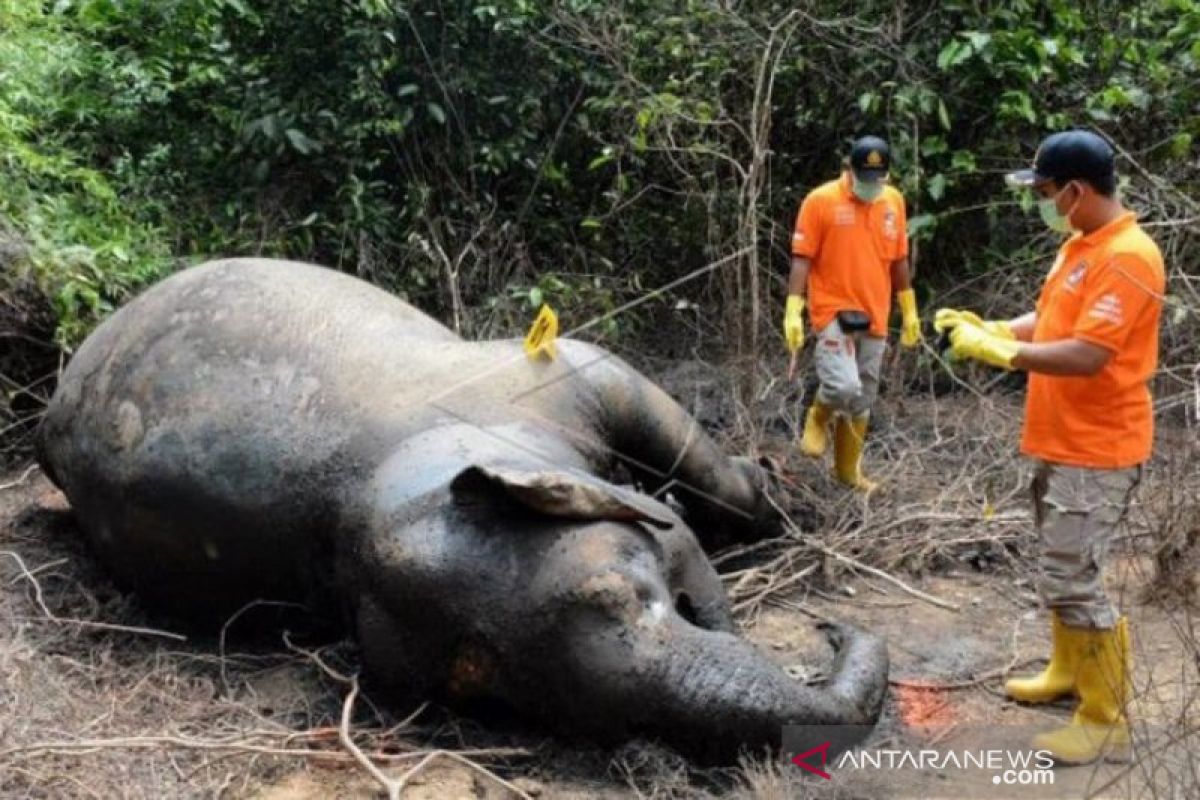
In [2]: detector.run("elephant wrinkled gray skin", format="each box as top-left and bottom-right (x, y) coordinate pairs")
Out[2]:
(36, 258), (888, 760)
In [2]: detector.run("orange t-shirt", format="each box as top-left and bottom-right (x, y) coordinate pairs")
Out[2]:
(790, 173), (908, 337)
(1021, 212), (1165, 468)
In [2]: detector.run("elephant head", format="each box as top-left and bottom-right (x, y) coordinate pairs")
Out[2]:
(353, 429), (888, 762)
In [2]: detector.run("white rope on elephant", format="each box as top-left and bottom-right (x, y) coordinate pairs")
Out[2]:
(401, 245), (753, 421)
(390, 245), (761, 522)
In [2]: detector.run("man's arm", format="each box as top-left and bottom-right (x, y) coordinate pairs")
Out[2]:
(788, 256), (810, 297)
(1013, 338), (1111, 376)
(889, 257), (911, 292)
(1007, 311), (1037, 342)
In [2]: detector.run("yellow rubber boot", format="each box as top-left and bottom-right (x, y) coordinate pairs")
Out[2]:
(1033, 617), (1131, 764)
(799, 400), (832, 457)
(1005, 612), (1078, 704)
(833, 415), (877, 492)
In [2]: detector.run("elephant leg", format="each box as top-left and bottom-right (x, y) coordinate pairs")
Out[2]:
(592, 352), (778, 544)
(507, 340), (777, 544)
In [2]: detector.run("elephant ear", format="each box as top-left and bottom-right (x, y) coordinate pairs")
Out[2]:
(450, 463), (676, 529)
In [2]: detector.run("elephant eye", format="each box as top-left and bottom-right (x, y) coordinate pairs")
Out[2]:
(674, 592), (698, 625)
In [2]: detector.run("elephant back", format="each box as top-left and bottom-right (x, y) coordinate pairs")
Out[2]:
(35, 259), (459, 618)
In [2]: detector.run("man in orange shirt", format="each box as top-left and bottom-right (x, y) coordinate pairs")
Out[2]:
(936, 130), (1165, 765)
(784, 135), (921, 491)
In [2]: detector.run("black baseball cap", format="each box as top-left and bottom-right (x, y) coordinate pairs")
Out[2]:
(1006, 130), (1115, 188)
(850, 136), (890, 180)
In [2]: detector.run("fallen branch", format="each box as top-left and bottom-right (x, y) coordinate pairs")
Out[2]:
(287, 633), (529, 799)
(761, 494), (961, 612)
(811, 543), (960, 612)
(1, 550), (187, 641)
(395, 748), (534, 799)
(0, 463), (38, 491)
(887, 657), (1042, 691)
(0, 735), (528, 765)
(339, 676), (404, 800)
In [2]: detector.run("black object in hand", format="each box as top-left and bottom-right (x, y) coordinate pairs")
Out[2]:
(937, 328), (953, 356)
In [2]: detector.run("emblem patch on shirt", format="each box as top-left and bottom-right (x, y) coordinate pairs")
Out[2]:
(1064, 261), (1087, 291)
(1089, 292), (1124, 325)
(834, 205), (855, 226)
(882, 209), (897, 240)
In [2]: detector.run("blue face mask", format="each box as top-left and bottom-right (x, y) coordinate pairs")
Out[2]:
(852, 174), (885, 202)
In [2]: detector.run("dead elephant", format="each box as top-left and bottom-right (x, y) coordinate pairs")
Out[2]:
(36, 258), (888, 760)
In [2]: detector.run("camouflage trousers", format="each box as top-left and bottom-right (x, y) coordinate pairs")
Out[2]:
(812, 320), (887, 418)
(1031, 460), (1142, 630)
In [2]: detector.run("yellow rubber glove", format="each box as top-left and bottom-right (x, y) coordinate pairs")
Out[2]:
(784, 295), (805, 353)
(897, 288), (921, 348)
(933, 308), (1015, 340)
(946, 322), (1021, 370)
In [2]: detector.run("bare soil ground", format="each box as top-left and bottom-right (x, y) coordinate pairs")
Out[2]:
(2, 357), (1197, 799)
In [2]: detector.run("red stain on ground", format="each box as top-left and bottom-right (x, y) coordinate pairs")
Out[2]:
(894, 683), (958, 734)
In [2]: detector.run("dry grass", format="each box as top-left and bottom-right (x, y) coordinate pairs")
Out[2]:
(1, 334), (1198, 797)
(0, 485), (539, 798)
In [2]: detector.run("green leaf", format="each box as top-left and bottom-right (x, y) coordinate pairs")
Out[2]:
(858, 92), (875, 114)
(426, 102), (446, 124)
(920, 136), (948, 157)
(965, 31), (991, 52)
(580, 217), (601, 229)
(937, 98), (950, 131)
(528, 286), (543, 308)
(1000, 90), (1036, 124)
(587, 151), (615, 171)
(284, 128), (319, 155)
(951, 150), (977, 173)
(907, 213), (937, 237)
(937, 41), (967, 70)
(1168, 133), (1193, 159)
(927, 173), (947, 201)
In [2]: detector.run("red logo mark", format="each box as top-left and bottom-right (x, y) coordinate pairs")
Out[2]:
(791, 741), (832, 779)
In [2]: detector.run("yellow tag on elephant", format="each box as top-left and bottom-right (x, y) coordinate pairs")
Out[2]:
(524, 304), (559, 360)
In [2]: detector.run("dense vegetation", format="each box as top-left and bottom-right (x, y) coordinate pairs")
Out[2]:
(2, 0), (1198, 457)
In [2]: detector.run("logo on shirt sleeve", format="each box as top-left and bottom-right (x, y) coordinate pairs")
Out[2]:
(882, 209), (897, 240)
(1088, 292), (1124, 325)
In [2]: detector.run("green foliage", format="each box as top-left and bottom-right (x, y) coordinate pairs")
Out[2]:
(1, 0), (1197, 348)
(0, 1), (170, 346)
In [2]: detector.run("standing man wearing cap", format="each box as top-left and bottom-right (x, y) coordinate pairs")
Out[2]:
(935, 130), (1165, 764)
(784, 135), (921, 491)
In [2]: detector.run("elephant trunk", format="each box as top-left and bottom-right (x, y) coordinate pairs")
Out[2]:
(616, 620), (888, 760)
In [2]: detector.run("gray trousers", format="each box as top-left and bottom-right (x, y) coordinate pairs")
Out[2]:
(813, 320), (887, 417)
(1032, 460), (1141, 629)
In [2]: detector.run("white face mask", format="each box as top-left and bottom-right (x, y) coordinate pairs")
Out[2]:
(852, 174), (885, 202)
(1037, 181), (1080, 233)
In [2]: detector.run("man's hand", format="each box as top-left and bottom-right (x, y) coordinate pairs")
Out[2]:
(934, 308), (1015, 340)
(897, 288), (922, 348)
(943, 322), (1022, 369)
(784, 295), (806, 353)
